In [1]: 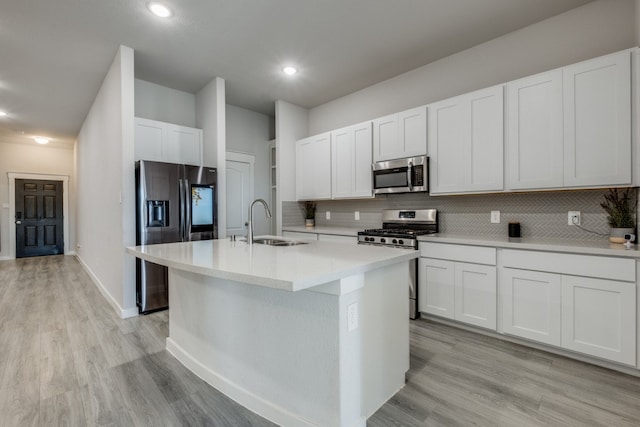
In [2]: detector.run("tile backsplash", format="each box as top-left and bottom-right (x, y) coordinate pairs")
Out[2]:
(283, 189), (628, 241)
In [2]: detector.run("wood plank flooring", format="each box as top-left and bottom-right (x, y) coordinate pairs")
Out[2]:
(2, 255), (640, 426)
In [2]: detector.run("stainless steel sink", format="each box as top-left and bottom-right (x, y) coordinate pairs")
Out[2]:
(252, 237), (308, 246)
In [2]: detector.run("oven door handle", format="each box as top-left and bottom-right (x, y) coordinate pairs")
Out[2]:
(407, 161), (414, 191)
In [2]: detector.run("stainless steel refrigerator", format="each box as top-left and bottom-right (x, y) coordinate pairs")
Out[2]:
(135, 160), (217, 314)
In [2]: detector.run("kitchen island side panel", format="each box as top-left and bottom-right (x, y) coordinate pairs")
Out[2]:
(166, 262), (408, 427)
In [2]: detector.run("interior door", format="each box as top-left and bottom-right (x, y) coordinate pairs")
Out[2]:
(226, 154), (254, 236)
(15, 179), (64, 258)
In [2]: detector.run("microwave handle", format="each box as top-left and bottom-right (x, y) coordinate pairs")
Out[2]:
(407, 161), (414, 191)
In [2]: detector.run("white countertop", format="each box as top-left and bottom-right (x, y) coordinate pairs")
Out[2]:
(127, 237), (417, 292)
(282, 225), (361, 236)
(418, 233), (640, 258)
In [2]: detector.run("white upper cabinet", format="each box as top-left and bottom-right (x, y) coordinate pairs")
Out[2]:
(135, 118), (165, 162)
(372, 106), (427, 161)
(563, 50), (631, 187)
(331, 122), (373, 199)
(134, 117), (203, 165)
(165, 124), (202, 166)
(296, 133), (332, 200)
(429, 85), (504, 195)
(507, 70), (564, 190)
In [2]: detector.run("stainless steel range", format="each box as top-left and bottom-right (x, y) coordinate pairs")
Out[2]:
(358, 209), (438, 319)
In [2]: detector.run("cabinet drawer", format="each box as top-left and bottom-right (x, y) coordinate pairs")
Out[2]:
(420, 243), (496, 265)
(502, 250), (635, 282)
(282, 231), (318, 240)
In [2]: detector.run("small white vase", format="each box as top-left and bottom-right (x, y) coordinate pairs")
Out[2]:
(305, 219), (315, 228)
(609, 227), (634, 243)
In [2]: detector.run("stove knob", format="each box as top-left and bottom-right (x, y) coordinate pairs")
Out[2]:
(380, 238), (386, 243)
(364, 237), (371, 242)
(398, 239), (404, 245)
(392, 239), (398, 244)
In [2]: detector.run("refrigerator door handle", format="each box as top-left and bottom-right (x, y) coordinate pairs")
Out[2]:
(184, 179), (192, 241)
(178, 178), (185, 240)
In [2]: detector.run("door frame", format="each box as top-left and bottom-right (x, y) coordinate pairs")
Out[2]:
(8, 173), (70, 260)
(225, 151), (255, 236)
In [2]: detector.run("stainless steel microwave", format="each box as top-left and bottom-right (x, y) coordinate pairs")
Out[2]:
(372, 155), (428, 194)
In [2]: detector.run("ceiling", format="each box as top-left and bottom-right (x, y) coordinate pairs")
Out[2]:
(0, 0), (595, 148)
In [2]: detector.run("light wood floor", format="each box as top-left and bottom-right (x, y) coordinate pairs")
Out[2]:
(1, 255), (640, 426)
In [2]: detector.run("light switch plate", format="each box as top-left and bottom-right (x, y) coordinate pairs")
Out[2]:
(490, 211), (500, 224)
(355, 211), (360, 220)
(326, 211), (331, 220)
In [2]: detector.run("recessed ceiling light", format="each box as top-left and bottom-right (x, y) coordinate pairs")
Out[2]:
(282, 66), (298, 76)
(34, 137), (49, 145)
(147, 2), (172, 18)
(0, 111), (7, 117)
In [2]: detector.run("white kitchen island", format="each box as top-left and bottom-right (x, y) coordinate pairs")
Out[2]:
(126, 238), (418, 427)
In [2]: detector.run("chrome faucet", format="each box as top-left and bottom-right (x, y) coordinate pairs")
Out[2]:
(247, 199), (272, 244)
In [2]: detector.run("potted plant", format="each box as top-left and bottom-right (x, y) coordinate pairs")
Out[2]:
(301, 201), (317, 228)
(600, 188), (636, 243)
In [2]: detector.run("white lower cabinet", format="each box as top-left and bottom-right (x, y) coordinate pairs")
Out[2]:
(561, 275), (636, 365)
(282, 231), (318, 240)
(501, 248), (636, 366)
(282, 231), (356, 244)
(419, 257), (497, 330)
(419, 258), (455, 319)
(317, 234), (356, 244)
(502, 268), (562, 346)
(454, 262), (497, 330)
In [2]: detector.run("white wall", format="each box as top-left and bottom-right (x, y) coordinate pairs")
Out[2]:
(308, 0), (637, 134)
(226, 104), (273, 235)
(0, 142), (75, 260)
(637, 0), (640, 44)
(134, 79), (196, 127)
(196, 78), (227, 237)
(274, 100), (309, 234)
(75, 45), (137, 318)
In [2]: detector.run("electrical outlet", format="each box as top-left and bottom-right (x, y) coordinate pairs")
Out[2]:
(490, 211), (500, 224)
(326, 211), (331, 220)
(347, 303), (358, 331)
(568, 211), (581, 226)
(355, 211), (360, 220)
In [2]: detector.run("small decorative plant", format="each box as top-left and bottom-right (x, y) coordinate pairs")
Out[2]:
(600, 188), (636, 228)
(301, 201), (316, 220)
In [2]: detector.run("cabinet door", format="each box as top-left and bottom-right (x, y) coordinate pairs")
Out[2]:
(166, 124), (202, 166)
(134, 118), (164, 161)
(507, 70), (563, 190)
(398, 106), (427, 158)
(282, 231), (318, 240)
(352, 122), (373, 198)
(429, 86), (503, 194)
(372, 113), (398, 162)
(418, 258), (454, 319)
(468, 85), (504, 192)
(317, 234), (356, 244)
(331, 127), (353, 199)
(332, 123), (372, 199)
(561, 276), (636, 365)
(563, 50), (631, 187)
(428, 97), (467, 193)
(296, 133), (331, 200)
(502, 268), (561, 346)
(454, 263), (496, 330)
(296, 137), (315, 200)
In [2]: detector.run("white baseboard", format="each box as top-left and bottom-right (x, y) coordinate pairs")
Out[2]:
(75, 254), (138, 319)
(166, 338), (315, 427)
(0, 256), (11, 261)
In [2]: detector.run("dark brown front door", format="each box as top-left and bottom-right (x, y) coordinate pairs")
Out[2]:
(15, 179), (64, 258)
